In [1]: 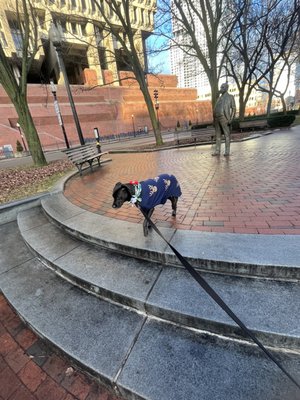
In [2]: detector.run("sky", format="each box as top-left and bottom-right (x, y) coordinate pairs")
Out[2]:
(146, 0), (172, 74)
(147, 35), (171, 74)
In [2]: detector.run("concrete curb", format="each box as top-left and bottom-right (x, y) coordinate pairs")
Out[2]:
(41, 192), (300, 281)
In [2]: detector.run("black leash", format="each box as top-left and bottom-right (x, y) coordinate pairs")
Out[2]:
(138, 205), (300, 392)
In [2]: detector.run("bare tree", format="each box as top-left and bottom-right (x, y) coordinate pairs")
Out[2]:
(224, 0), (270, 119)
(0, 0), (47, 165)
(225, 0), (300, 119)
(255, 0), (300, 115)
(257, 54), (298, 115)
(91, 0), (163, 146)
(158, 0), (238, 111)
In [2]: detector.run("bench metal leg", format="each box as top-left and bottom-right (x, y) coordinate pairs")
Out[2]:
(88, 160), (93, 172)
(76, 165), (83, 176)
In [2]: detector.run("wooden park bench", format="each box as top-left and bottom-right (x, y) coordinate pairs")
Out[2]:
(191, 125), (215, 142)
(174, 125), (215, 145)
(62, 143), (112, 176)
(239, 119), (268, 131)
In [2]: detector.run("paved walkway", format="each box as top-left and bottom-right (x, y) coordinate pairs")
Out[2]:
(1, 127), (300, 400)
(0, 294), (123, 400)
(64, 127), (300, 235)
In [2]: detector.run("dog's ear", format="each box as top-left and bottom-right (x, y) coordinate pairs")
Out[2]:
(112, 182), (123, 198)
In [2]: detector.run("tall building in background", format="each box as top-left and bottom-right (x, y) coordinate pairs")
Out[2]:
(170, 2), (211, 101)
(0, 0), (155, 86)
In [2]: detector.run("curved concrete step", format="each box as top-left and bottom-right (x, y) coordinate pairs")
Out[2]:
(1, 222), (300, 400)
(41, 192), (300, 280)
(17, 207), (300, 350)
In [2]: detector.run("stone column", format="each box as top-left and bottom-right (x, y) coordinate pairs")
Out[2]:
(85, 22), (103, 86)
(104, 32), (119, 86)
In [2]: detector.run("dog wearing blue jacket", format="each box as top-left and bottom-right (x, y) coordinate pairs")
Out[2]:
(112, 174), (182, 236)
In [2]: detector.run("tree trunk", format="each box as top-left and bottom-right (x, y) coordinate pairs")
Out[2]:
(138, 76), (163, 146)
(266, 92), (273, 116)
(210, 81), (219, 114)
(280, 94), (287, 115)
(15, 94), (47, 166)
(239, 90), (246, 121)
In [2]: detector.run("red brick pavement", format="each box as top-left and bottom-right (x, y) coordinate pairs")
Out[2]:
(0, 294), (124, 400)
(64, 131), (300, 234)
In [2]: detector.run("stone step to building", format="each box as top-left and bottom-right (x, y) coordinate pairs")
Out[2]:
(17, 207), (300, 350)
(1, 221), (300, 400)
(41, 193), (300, 281)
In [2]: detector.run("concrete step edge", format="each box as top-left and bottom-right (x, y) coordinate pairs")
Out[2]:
(41, 193), (300, 281)
(17, 207), (300, 350)
(1, 221), (300, 400)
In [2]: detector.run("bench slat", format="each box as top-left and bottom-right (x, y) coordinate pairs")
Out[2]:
(239, 120), (268, 130)
(62, 144), (110, 176)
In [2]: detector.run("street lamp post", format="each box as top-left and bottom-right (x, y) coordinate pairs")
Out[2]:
(153, 89), (160, 128)
(50, 80), (70, 149)
(49, 23), (85, 146)
(131, 114), (136, 137)
(16, 122), (28, 152)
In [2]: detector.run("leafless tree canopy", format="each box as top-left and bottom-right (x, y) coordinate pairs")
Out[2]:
(157, 0), (299, 117)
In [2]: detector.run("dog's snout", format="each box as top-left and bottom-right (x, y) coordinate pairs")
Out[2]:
(112, 204), (117, 208)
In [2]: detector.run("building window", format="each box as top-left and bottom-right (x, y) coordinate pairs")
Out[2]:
(133, 7), (137, 22)
(60, 20), (67, 33)
(38, 15), (45, 29)
(94, 25), (103, 45)
(71, 22), (77, 34)
(61, 0), (66, 6)
(115, 48), (130, 71)
(80, 23), (87, 36)
(81, 0), (86, 11)
(98, 47), (107, 69)
(71, 0), (76, 9)
(141, 9), (144, 24)
(9, 20), (23, 52)
(112, 34), (118, 49)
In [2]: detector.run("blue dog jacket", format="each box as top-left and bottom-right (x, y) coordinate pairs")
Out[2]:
(135, 174), (181, 211)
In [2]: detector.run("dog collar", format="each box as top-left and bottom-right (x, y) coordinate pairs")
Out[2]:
(130, 182), (142, 205)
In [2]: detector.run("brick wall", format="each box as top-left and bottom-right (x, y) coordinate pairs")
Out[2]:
(0, 79), (212, 151)
(119, 72), (178, 88)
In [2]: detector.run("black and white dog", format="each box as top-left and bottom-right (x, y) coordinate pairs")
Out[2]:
(112, 174), (182, 236)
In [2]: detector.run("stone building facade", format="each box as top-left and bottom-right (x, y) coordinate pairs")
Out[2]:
(0, 0), (155, 85)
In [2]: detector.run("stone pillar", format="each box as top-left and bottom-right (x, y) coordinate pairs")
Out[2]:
(85, 22), (103, 86)
(104, 33), (119, 86)
(133, 30), (145, 70)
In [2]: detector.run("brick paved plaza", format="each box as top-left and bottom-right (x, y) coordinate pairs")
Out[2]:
(0, 294), (123, 400)
(65, 128), (300, 235)
(1, 127), (300, 400)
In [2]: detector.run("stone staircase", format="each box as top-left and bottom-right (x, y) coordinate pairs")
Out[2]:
(0, 193), (300, 400)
